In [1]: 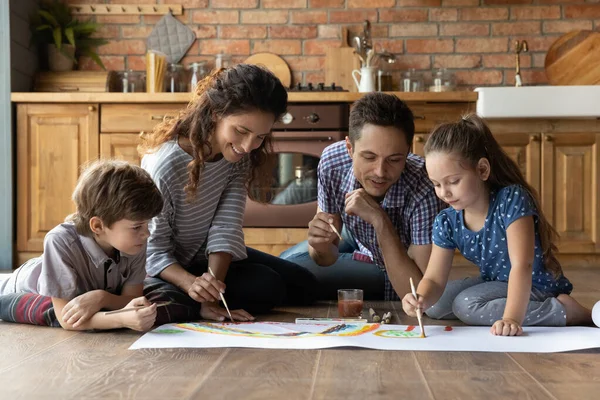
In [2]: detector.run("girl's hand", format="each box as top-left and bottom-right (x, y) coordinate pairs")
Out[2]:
(490, 318), (523, 336)
(199, 302), (255, 322)
(120, 297), (157, 332)
(188, 273), (226, 303)
(402, 293), (425, 318)
(62, 291), (104, 328)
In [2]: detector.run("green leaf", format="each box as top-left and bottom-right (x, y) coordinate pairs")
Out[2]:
(64, 27), (75, 47)
(35, 24), (52, 32)
(84, 50), (106, 70)
(38, 10), (58, 27)
(52, 27), (62, 49)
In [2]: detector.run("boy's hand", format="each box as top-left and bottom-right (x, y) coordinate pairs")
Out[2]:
(402, 292), (426, 318)
(188, 273), (226, 303)
(120, 297), (157, 332)
(62, 291), (104, 328)
(490, 318), (523, 336)
(200, 302), (254, 322)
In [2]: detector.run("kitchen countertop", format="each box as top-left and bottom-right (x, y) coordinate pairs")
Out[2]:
(11, 91), (477, 103)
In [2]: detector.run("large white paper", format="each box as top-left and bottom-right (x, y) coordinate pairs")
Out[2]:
(129, 322), (600, 353)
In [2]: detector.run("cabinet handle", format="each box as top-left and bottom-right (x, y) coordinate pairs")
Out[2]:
(530, 134), (539, 142)
(415, 136), (424, 143)
(88, 106), (96, 111)
(414, 115), (426, 120)
(151, 115), (175, 120)
(545, 135), (553, 142)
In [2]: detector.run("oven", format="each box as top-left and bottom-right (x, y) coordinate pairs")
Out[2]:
(243, 101), (349, 227)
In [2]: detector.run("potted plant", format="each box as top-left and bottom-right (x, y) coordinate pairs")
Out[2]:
(29, 0), (108, 71)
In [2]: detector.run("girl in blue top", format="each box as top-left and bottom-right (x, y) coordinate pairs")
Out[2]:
(402, 114), (592, 336)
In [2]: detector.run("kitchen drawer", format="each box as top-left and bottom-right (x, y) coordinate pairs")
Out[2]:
(101, 103), (187, 133)
(410, 102), (474, 133)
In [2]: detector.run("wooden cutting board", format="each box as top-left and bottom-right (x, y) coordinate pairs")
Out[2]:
(244, 53), (292, 88)
(325, 47), (361, 92)
(545, 30), (600, 85)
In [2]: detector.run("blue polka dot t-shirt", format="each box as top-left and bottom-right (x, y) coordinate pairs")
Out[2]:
(432, 184), (572, 295)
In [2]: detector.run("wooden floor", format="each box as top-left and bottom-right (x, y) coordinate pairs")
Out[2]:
(1, 267), (599, 400)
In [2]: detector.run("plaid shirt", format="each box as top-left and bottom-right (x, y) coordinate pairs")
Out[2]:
(318, 141), (443, 300)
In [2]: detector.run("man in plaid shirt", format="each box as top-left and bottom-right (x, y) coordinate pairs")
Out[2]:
(281, 93), (444, 301)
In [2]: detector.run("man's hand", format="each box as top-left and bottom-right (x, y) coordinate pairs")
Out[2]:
(345, 189), (384, 226)
(308, 211), (341, 253)
(62, 291), (105, 328)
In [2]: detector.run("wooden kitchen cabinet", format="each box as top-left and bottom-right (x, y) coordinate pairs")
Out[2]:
(541, 132), (600, 254)
(100, 133), (142, 165)
(488, 120), (600, 256)
(16, 103), (99, 253)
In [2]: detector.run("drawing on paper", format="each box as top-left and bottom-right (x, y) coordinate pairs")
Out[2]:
(172, 321), (379, 338)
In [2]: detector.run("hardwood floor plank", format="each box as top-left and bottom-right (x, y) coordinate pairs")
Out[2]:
(421, 371), (555, 400)
(543, 383), (600, 400)
(0, 330), (140, 399)
(0, 323), (77, 371)
(311, 349), (432, 399)
(211, 349), (318, 379)
(414, 351), (519, 372)
(509, 352), (600, 384)
(189, 377), (313, 400)
(268, 301), (331, 322)
(73, 348), (228, 399)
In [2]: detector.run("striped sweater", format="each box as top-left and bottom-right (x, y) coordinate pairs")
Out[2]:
(141, 140), (249, 277)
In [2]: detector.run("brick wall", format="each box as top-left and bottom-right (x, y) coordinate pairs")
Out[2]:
(69, 0), (600, 89)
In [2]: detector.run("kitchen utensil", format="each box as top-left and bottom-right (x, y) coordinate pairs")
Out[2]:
(545, 30), (600, 85)
(244, 53), (292, 88)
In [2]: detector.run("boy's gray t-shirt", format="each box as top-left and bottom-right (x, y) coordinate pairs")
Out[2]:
(0, 223), (147, 299)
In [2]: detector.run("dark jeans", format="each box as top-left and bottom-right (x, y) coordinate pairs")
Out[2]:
(144, 247), (318, 324)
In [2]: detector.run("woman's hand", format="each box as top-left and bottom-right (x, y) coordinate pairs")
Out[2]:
(490, 318), (523, 336)
(199, 302), (255, 322)
(187, 273), (226, 303)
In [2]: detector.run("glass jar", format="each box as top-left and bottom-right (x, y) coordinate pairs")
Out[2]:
(215, 52), (232, 70)
(401, 68), (424, 92)
(114, 70), (145, 93)
(188, 61), (208, 92)
(377, 52), (396, 92)
(164, 63), (186, 93)
(429, 68), (455, 92)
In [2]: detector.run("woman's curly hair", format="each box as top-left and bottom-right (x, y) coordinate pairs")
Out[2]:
(138, 64), (288, 202)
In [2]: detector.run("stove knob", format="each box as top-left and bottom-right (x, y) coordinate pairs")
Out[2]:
(281, 112), (294, 125)
(305, 113), (320, 124)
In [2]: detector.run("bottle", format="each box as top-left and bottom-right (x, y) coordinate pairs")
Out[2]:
(164, 63), (186, 93)
(188, 61), (208, 92)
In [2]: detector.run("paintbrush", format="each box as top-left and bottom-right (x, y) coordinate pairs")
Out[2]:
(208, 266), (235, 322)
(410, 277), (426, 338)
(104, 301), (171, 315)
(329, 222), (343, 241)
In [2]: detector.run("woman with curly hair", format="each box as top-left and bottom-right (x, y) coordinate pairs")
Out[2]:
(140, 64), (317, 323)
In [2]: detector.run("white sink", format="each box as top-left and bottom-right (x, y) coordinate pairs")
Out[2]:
(475, 86), (600, 118)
